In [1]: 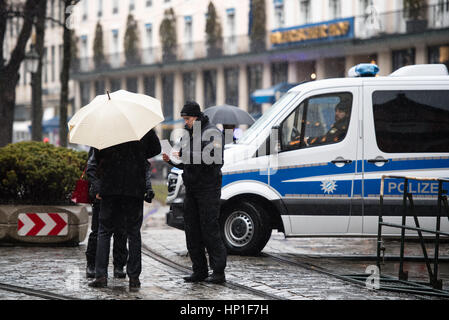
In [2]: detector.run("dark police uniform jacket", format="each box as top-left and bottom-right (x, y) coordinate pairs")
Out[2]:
(169, 115), (224, 192)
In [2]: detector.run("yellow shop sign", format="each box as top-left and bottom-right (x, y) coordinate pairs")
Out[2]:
(270, 17), (354, 47)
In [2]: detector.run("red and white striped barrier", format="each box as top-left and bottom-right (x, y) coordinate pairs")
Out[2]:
(17, 213), (68, 236)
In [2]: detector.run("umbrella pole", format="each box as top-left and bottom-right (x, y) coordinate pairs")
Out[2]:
(107, 91), (111, 100)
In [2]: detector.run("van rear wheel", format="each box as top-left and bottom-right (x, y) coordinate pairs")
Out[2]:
(220, 201), (272, 256)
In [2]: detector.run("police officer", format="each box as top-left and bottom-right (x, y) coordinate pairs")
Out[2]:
(88, 129), (160, 289)
(305, 101), (351, 146)
(163, 101), (227, 284)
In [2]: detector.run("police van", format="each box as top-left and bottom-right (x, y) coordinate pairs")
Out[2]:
(166, 64), (449, 256)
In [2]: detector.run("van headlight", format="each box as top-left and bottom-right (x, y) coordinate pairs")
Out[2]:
(167, 173), (178, 193)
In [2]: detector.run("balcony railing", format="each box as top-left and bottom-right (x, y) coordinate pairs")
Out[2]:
(73, 3), (449, 74)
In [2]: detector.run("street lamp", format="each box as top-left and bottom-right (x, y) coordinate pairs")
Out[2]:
(25, 46), (40, 141)
(25, 46), (39, 74)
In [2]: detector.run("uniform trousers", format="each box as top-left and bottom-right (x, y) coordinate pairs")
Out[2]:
(183, 188), (227, 275)
(95, 196), (143, 279)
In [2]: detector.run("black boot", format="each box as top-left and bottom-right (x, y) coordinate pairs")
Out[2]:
(88, 277), (107, 288)
(86, 265), (95, 279)
(183, 272), (208, 283)
(204, 272), (226, 284)
(129, 277), (141, 289)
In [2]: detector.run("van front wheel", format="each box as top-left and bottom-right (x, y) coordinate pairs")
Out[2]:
(220, 201), (272, 256)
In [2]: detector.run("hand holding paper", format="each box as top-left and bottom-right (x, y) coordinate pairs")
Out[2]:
(161, 140), (180, 162)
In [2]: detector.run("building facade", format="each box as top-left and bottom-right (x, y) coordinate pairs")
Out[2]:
(13, 0), (449, 142)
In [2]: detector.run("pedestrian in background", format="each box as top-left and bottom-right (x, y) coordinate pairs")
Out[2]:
(163, 101), (227, 284)
(88, 129), (160, 289)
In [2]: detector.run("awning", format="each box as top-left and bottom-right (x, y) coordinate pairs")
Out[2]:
(28, 116), (72, 133)
(250, 82), (301, 104)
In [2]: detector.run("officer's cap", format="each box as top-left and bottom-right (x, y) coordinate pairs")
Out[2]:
(181, 101), (202, 117)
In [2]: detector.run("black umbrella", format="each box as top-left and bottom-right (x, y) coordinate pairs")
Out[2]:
(203, 104), (255, 126)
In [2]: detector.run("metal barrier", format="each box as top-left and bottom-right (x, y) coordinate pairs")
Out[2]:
(376, 175), (449, 292)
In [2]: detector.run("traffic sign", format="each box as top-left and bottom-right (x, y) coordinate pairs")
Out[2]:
(17, 213), (68, 236)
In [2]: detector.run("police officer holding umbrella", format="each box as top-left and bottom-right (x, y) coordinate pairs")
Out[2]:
(163, 101), (227, 284)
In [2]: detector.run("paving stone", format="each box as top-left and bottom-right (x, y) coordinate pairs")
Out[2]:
(0, 202), (448, 300)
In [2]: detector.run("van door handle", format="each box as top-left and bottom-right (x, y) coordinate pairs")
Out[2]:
(368, 158), (389, 164)
(331, 159), (353, 164)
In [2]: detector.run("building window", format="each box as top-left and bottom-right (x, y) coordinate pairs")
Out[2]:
(43, 47), (48, 83)
(97, 0), (103, 17)
(146, 0), (152, 7)
(224, 67), (239, 106)
(59, 0), (64, 24)
(428, 44), (449, 70)
(247, 64), (263, 115)
(145, 23), (153, 48)
(95, 80), (105, 95)
(392, 48), (415, 71)
(129, 0), (135, 11)
(271, 61), (288, 85)
(162, 73), (174, 120)
(227, 9), (236, 36)
(324, 57), (346, 79)
(299, 0), (311, 24)
(80, 81), (91, 107)
(226, 8), (236, 54)
(82, 0), (88, 21)
(81, 35), (88, 58)
(112, 30), (119, 53)
(51, 46), (55, 82)
(183, 72), (196, 102)
(184, 16), (193, 43)
(203, 69), (217, 108)
(274, 1), (284, 28)
(329, 0), (341, 20)
(144, 76), (155, 97)
(50, 0), (55, 27)
(113, 0), (119, 14)
(126, 77), (138, 93)
(110, 78), (121, 92)
(59, 44), (63, 69)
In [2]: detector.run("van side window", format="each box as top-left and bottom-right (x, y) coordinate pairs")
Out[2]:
(281, 92), (353, 151)
(373, 90), (449, 153)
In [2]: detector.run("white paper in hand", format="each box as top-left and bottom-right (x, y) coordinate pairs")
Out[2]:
(161, 140), (173, 156)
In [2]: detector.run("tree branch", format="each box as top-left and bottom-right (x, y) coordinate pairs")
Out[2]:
(5, 0), (40, 76)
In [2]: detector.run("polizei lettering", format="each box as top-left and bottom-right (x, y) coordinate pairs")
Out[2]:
(387, 181), (439, 194)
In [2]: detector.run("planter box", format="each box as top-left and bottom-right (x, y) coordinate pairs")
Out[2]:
(0, 204), (89, 246)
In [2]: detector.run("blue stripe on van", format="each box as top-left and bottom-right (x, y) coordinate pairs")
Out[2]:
(222, 157), (449, 197)
(364, 158), (449, 173)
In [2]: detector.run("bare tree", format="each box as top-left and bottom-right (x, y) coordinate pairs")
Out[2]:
(31, 0), (47, 142)
(59, 0), (80, 147)
(0, 0), (43, 147)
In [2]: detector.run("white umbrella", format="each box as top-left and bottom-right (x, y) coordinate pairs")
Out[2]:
(68, 90), (164, 150)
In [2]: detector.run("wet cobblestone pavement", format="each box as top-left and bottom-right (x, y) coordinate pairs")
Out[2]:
(1, 202), (448, 300)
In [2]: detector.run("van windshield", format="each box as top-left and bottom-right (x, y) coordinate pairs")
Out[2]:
(238, 92), (297, 145)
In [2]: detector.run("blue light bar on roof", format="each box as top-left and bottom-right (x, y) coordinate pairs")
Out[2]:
(348, 63), (379, 77)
